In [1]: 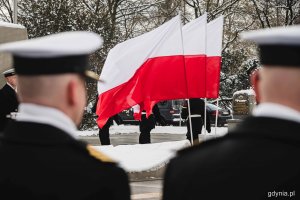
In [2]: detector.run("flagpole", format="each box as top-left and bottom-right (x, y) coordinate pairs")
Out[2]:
(179, 102), (182, 126)
(214, 16), (224, 137)
(187, 99), (194, 145)
(179, 14), (194, 145)
(13, 0), (18, 24)
(204, 13), (208, 139)
(215, 97), (219, 135)
(204, 98), (207, 136)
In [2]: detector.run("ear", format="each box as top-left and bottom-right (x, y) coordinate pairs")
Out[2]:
(67, 80), (77, 106)
(250, 70), (260, 104)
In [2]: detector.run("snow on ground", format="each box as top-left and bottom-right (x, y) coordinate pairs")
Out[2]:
(77, 125), (227, 137)
(93, 140), (191, 172)
(78, 125), (228, 172)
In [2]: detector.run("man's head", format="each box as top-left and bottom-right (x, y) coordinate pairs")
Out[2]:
(2, 68), (17, 89)
(242, 25), (300, 112)
(250, 68), (260, 104)
(0, 31), (103, 126)
(17, 74), (86, 125)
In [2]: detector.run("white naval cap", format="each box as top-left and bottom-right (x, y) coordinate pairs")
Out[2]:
(0, 31), (103, 80)
(2, 68), (15, 77)
(241, 25), (300, 67)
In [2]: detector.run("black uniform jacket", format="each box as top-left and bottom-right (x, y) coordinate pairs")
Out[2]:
(181, 98), (211, 133)
(0, 121), (130, 200)
(140, 104), (165, 131)
(0, 84), (19, 131)
(163, 117), (300, 200)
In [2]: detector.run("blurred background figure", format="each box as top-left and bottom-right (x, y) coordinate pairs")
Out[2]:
(250, 68), (261, 104)
(181, 98), (211, 144)
(138, 104), (166, 144)
(92, 96), (123, 145)
(0, 68), (18, 132)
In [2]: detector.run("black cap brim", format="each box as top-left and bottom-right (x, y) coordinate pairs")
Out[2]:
(14, 55), (103, 82)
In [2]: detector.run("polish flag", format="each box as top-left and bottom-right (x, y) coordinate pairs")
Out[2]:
(96, 16), (186, 128)
(182, 13), (207, 97)
(140, 14), (207, 117)
(206, 16), (224, 98)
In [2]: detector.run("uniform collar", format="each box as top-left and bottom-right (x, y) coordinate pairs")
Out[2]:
(16, 103), (78, 139)
(253, 103), (300, 124)
(6, 83), (16, 92)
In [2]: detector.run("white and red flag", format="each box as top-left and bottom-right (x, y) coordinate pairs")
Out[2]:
(96, 15), (186, 128)
(206, 16), (223, 98)
(182, 13), (207, 97)
(141, 14), (208, 118)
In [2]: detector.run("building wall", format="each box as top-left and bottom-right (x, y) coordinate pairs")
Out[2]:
(0, 76), (5, 88)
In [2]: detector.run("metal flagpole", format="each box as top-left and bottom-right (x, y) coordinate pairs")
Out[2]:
(187, 99), (194, 145)
(13, 0), (18, 24)
(215, 16), (224, 136)
(179, 102), (182, 126)
(203, 13), (208, 139)
(204, 98), (207, 135)
(178, 13), (194, 145)
(215, 97), (219, 135)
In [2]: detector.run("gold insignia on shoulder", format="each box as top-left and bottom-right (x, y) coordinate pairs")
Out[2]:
(86, 145), (115, 163)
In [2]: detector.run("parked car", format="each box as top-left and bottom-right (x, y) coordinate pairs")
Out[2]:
(206, 103), (232, 127)
(118, 100), (184, 125)
(180, 100), (232, 127)
(157, 100), (184, 125)
(118, 107), (139, 125)
(119, 100), (232, 127)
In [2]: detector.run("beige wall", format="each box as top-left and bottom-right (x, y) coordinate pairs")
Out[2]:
(0, 75), (5, 88)
(0, 24), (28, 73)
(1, 24), (27, 88)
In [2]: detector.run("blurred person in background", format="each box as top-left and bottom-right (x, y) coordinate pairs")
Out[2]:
(0, 68), (18, 132)
(181, 98), (211, 144)
(135, 104), (166, 144)
(93, 95), (123, 145)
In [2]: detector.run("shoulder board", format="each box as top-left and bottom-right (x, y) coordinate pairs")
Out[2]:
(86, 145), (115, 163)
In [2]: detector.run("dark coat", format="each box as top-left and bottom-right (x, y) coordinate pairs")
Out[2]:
(98, 115), (123, 145)
(0, 121), (131, 200)
(139, 104), (166, 144)
(163, 117), (300, 200)
(92, 95), (123, 145)
(140, 104), (165, 132)
(181, 99), (211, 139)
(0, 84), (18, 131)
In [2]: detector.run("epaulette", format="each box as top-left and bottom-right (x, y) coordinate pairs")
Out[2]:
(86, 145), (115, 163)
